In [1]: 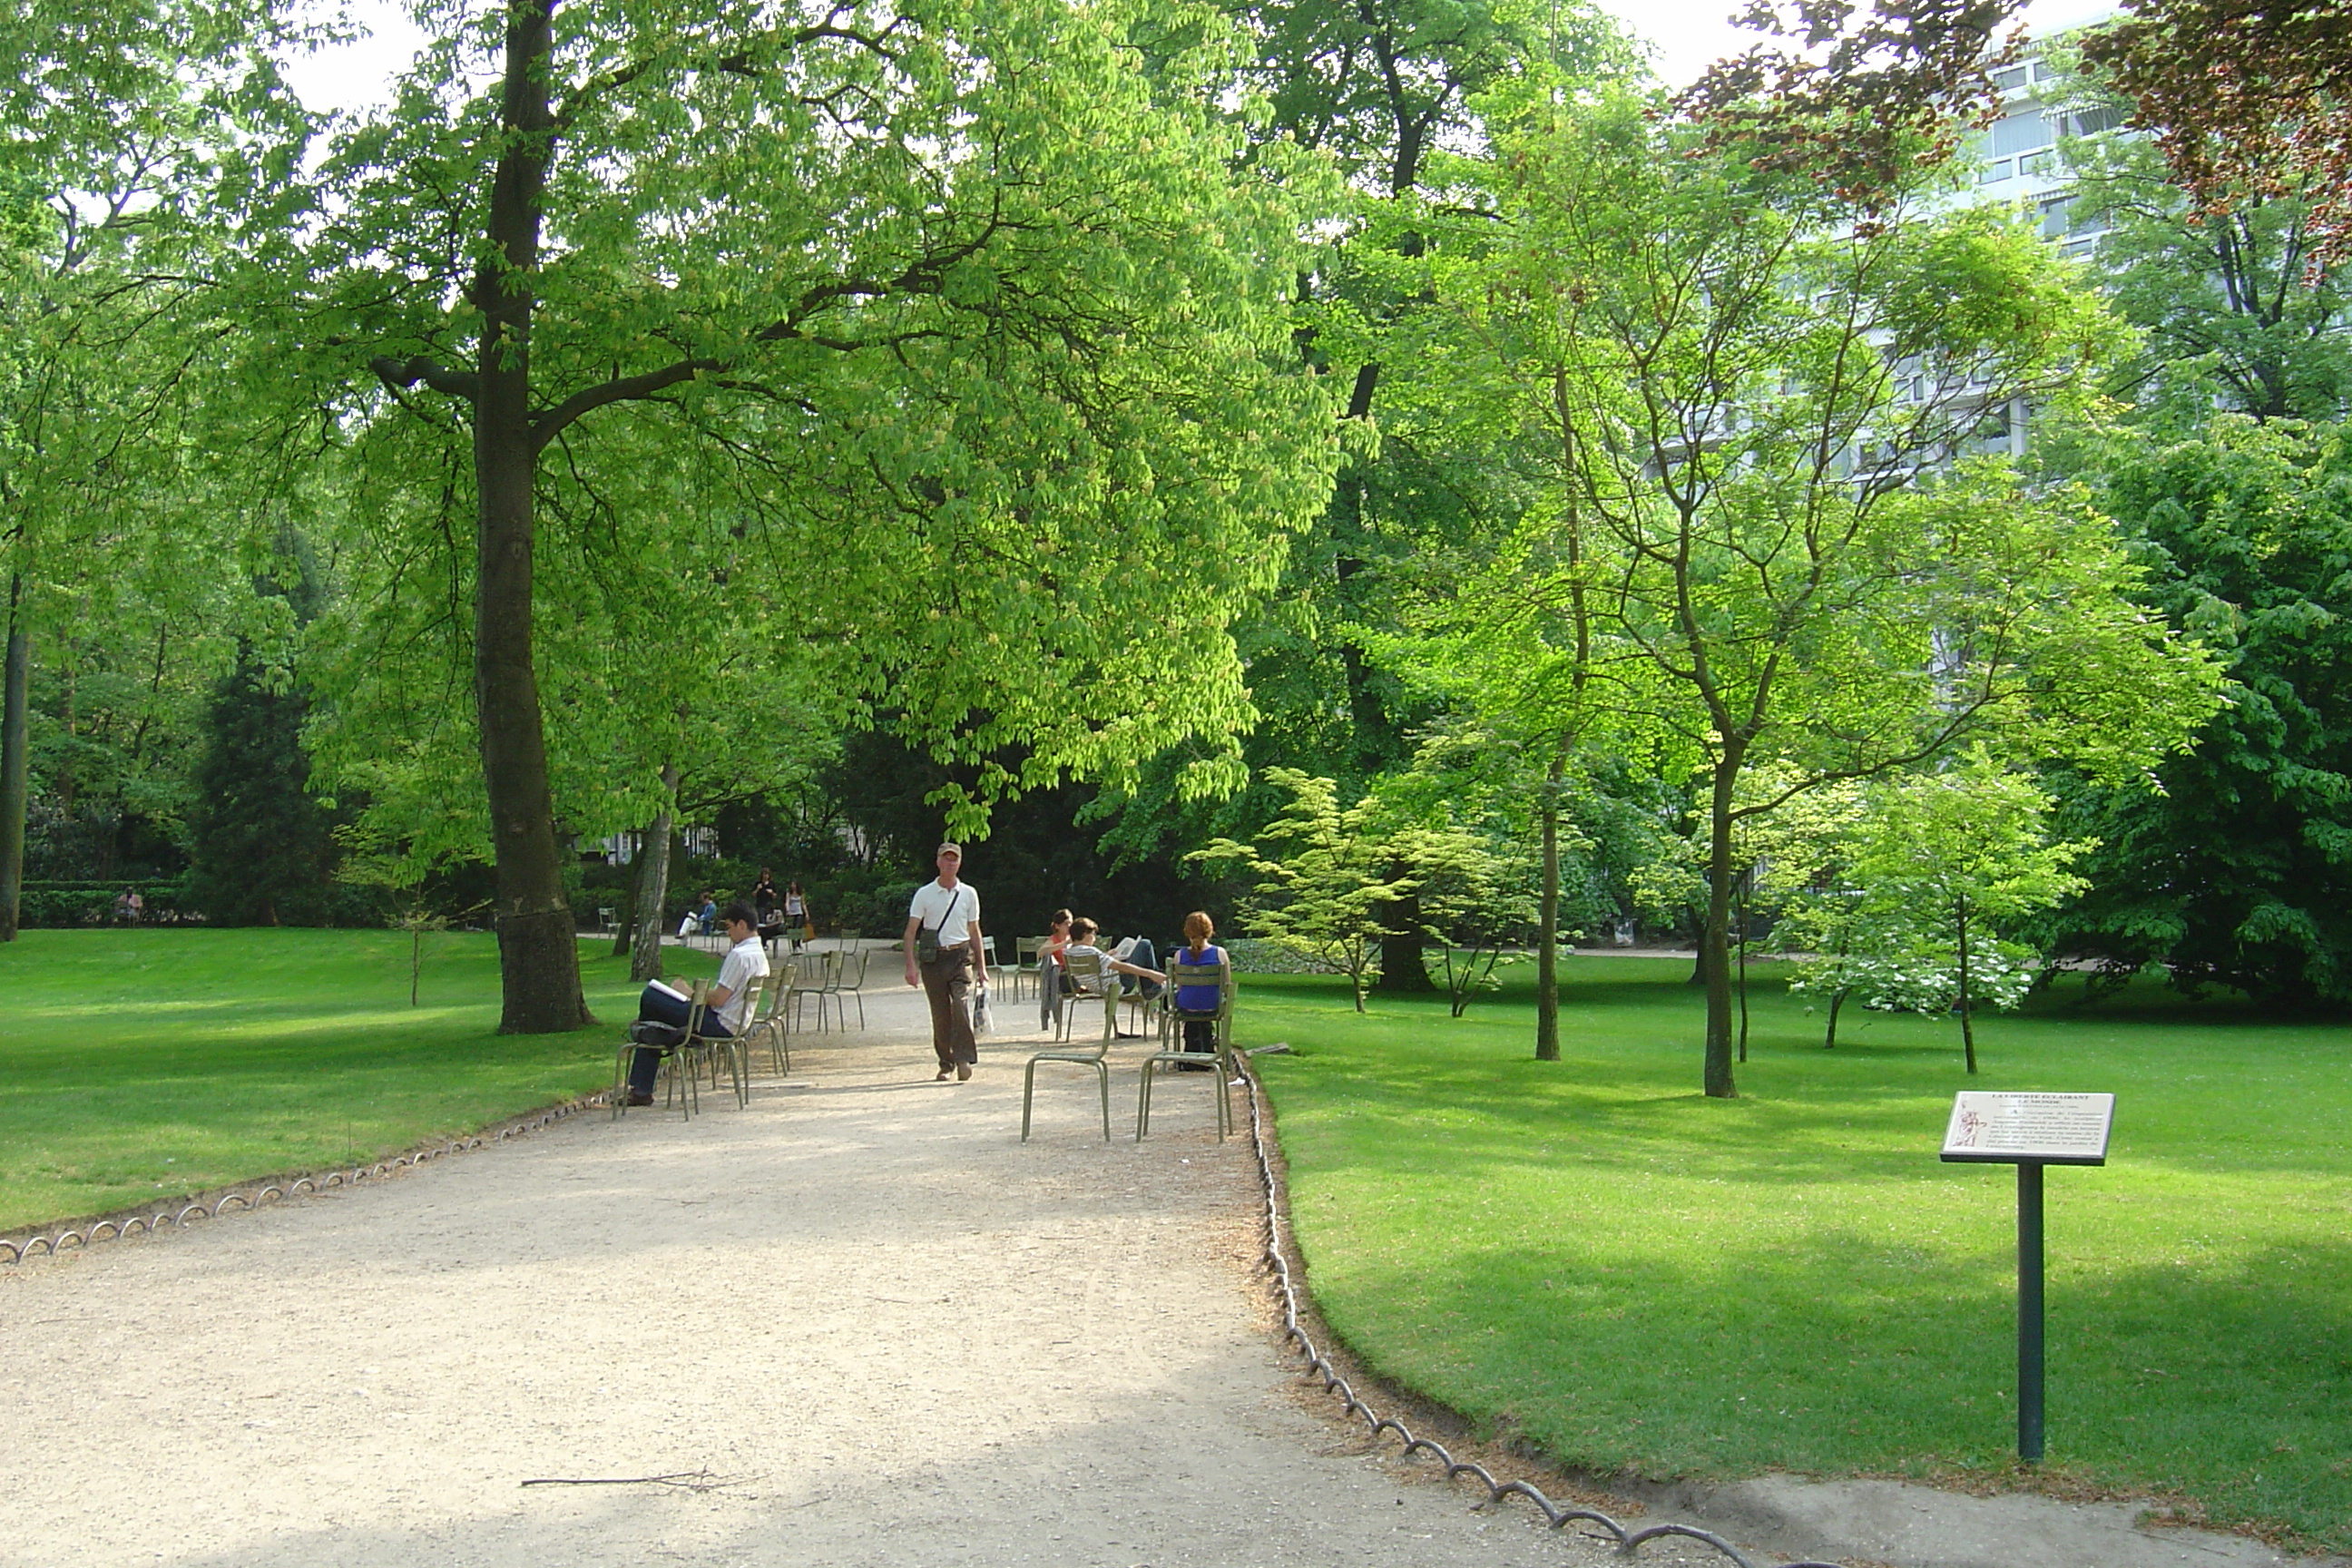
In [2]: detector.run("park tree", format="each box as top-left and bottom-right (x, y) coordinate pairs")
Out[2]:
(185, 650), (348, 925)
(1427, 80), (2220, 1098)
(2081, 0), (2352, 268)
(0, 0), (301, 936)
(263, 0), (1341, 1031)
(2028, 417), (2352, 1009)
(301, 416), (845, 983)
(2043, 58), (2352, 426)
(1192, 0), (1632, 1000)
(1788, 753), (2087, 1071)
(1191, 767), (1416, 1011)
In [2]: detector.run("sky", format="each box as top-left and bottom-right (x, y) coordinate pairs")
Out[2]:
(275, 0), (2124, 117)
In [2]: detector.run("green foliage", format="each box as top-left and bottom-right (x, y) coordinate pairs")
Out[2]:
(1191, 769), (1412, 1011)
(273, 0), (1343, 838)
(2049, 62), (2352, 426)
(2032, 418), (2352, 1008)
(1788, 756), (2090, 1067)
(185, 652), (364, 926)
(1252, 961), (2352, 1553)
(1377, 74), (2222, 1093)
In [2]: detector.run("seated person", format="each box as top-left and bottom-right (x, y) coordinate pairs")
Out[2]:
(1062, 917), (1165, 1038)
(625, 901), (769, 1105)
(1168, 910), (1230, 1069)
(1037, 908), (1073, 1032)
(676, 891), (719, 940)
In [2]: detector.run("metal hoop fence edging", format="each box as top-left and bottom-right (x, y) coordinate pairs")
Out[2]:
(1231, 1049), (1843, 1568)
(0, 1093), (612, 1265)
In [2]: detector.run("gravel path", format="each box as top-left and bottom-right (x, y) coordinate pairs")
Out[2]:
(0, 985), (1637, 1568)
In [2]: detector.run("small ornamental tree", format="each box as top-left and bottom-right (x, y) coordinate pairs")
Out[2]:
(1191, 769), (1415, 1013)
(1789, 753), (2091, 1073)
(1400, 818), (1538, 1018)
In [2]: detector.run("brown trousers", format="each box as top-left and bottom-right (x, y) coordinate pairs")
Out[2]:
(920, 948), (978, 1069)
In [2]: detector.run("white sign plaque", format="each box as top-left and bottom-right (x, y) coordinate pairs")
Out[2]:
(1941, 1092), (2113, 1165)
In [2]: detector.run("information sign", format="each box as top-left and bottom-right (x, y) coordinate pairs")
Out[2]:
(1941, 1092), (2112, 1166)
(1937, 1089), (2115, 1465)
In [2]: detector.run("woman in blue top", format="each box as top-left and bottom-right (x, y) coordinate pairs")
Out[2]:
(1171, 910), (1228, 1064)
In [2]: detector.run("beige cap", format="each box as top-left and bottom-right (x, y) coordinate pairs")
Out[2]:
(936, 841), (963, 858)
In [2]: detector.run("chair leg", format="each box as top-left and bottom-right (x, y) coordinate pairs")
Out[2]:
(612, 1042), (632, 1120)
(1136, 1057), (1153, 1142)
(1022, 1059), (1038, 1142)
(1095, 1062), (1111, 1142)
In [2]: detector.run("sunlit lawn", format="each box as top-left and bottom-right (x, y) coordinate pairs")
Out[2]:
(0, 928), (708, 1234)
(1242, 958), (2352, 1552)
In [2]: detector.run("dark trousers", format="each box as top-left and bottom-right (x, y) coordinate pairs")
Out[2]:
(629, 982), (733, 1096)
(1119, 938), (1163, 998)
(921, 949), (977, 1070)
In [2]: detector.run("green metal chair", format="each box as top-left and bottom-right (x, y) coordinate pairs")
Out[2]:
(830, 946), (870, 1030)
(789, 946), (838, 1034)
(612, 978), (711, 1121)
(687, 976), (750, 1109)
(742, 965), (794, 1076)
(1024, 950), (1118, 1142)
(1136, 958), (1234, 1142)
(1011, 936), (1044, 1004)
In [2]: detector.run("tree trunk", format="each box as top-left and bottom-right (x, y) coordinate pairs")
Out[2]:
(0, 582), (27, 943)
(474, 0), (587, 1033)
(628, 778), (677, 985)
(1534, 757), (1563, 1061)
(1373, 882), (1436, 995)
(1702, 760), (1740, 1098)
(1824, 989), (1846, 1049)
(1735, 878), (1749, 1063)
(1956, 892), (1977, 1074)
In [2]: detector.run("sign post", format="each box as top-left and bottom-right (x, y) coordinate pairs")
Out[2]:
(1940, 1091), (2113, 1463)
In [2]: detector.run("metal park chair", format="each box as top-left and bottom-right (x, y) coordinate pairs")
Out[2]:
(1023, 949), (1116, 1142)
(741, 966), (794, 1076)
(1136, 958), (1234, 1142)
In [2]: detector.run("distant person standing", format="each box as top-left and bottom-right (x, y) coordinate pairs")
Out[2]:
(903, 843), (987, 1082)
(783, 879), (810, 951)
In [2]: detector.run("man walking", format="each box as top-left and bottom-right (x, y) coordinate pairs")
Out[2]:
(903, 842), (988, 1082)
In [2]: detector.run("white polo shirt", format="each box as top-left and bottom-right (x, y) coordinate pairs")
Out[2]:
(908, 879), (982, 946)
(714, 935), (770, 1033)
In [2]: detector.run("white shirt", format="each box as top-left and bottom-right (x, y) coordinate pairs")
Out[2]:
(714, 935), (770, 1034)
(907, 879), (982, 946)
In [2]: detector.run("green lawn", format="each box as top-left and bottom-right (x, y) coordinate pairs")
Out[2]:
(0, 928), (707, 1234)
(1243, 959), (2352, 1552)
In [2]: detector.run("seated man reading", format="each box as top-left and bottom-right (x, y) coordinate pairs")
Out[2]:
(1061, 918), (1165, 1038)
(624, 900), (769, 1106)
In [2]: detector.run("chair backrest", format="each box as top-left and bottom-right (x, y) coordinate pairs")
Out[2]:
(1061, 949), (1111, 995)
(1168, 959), (1233, 1018)
(1016, 936), (1043, 965)
(1057, 950), (1117, 1052)
(684, 977), (718, 1038)
(741, 970), (785, 1029)
(836, 948), (868, 988)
